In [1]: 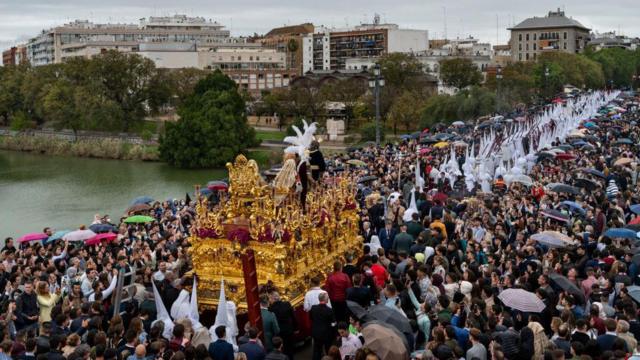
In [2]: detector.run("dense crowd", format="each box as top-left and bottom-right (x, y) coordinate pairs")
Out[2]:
(2, 91), (640, 360)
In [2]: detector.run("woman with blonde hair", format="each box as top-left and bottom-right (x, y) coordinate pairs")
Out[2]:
(36, 280), (59, 324)
(63, 333), (80, 357)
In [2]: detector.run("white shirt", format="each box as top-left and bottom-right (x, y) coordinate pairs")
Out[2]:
(339, 333), (362, 359)
(88, 275), (117, 302)
(153, 270), (166, 282)
(303, 287), (332, 312)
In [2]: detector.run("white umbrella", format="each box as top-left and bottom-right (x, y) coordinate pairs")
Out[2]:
(498, 288), (546, 313)
(531, 231), (575, 248)
(63, 229), (96, 242)
(509, 174), (534, 187)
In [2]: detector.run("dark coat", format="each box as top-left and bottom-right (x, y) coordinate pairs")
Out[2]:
(269, 300), (296, 337)
(310, 303), (335, 341)
(208, 339), (235, 360)
(238, 341), (266, 360)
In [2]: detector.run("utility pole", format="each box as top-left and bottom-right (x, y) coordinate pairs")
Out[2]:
(369, 64), (385, 146)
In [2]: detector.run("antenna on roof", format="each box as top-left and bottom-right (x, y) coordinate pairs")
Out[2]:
(496, 14), (499, 46)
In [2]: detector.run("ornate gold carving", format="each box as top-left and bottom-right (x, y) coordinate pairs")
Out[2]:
(189, 155), (362, 312)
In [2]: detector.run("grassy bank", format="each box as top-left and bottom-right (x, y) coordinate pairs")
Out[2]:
(0, 135), (160, 161)
(255, 130), (286, 142)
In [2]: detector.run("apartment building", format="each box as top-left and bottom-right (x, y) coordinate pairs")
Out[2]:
(509, 9), (590, 61)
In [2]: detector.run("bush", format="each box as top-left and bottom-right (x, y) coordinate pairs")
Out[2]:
(9, 112), (34, 131)
(359, 122), (385, 143)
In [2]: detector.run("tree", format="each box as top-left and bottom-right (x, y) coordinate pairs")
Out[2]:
(89, 51), (160, 132)
(159, 71), (259, 168)
(387, 91), (426, 133)
(587, 48), (638, 87)
(439, 58), (483, 90)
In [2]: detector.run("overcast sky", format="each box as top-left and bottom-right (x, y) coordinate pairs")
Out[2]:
(1, 0), (638, 51)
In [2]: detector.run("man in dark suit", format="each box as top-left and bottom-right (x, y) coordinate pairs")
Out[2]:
(378, 220), (397, 252)
(269, 292), (297, 360)
(310, 292), (335, 360)
(238, 327), (266, 360)
(362, 221), (374, 243)
(597, 319), (622, 353)
(208, 326), (234, 360)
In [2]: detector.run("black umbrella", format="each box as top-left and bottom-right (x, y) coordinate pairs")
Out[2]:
(615, 138), (634, 145)
(537, 152), (555, 161)
(358, 175), (378, 184)
(347, 302), (413, 337)
(574, 178), (598, 191)
(548, 183), (580, 195)
(89, 224), (117, 233)
(420, 137), (438, 145)
(581, 168), (605, 178)
(549, 272), (585, 304)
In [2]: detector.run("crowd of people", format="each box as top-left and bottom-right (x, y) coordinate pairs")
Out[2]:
(1, 90), (640, 360)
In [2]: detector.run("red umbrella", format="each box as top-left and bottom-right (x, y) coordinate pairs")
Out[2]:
(19, 233), (49, 243)
(433, 192), (448, 204)
(85, 232), (118, 246)
(552, 98), (565, 104)
(555, 153), (576, 161)
(419, 147), (431, 155)
(207, 181), (229, 191)
(630, 217), (640, 226)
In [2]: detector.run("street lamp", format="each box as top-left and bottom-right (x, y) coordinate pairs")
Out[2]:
(369, 64), (385, 147)
(542, 66), (550, 104)
(496, 65), (503, 114)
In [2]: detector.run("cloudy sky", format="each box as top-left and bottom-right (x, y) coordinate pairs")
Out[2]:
(0, 0), (638, 51)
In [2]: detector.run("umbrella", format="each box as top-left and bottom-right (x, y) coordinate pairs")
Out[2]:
(433, 192), (448, 204)
(583, 122), (597, 128)
(603, 228), (638, 239)
(63, 229), (97, 242)
(358, 175), (378, 184)
(46, 230), (71, 244)
(537, 152), (555, 161)
(362, 322), (410, 360)
(124, 215), (155, 224)
(582, 144), (596, 151)
(498, 288), (546, 313)
(627, 224), (640, 232)
(89, 224), (117, 233)
(347, 159), (366, 167)
(433, 133), (453, 141)
(364, 304), (413, 336)
(549, 272), (585, 304)
(555, 153), (577, 161)
(560, 201), (586, 215)
(547, 183), (580, 195)
(574, 178), (598, 191)
(410, 132), (421, 139)
(452, 121), (465, 126)
(199, 188), (213, 197)
(18, 232), (49, 243)
(419, 147), (431, 155)
(207, 181), (229, 191)
(555, 144), (573, 151)
(541, 209), (570, 222)
(419, 137), (437, 145)
(626, 286), (640, 304)
(531, 231), (575, 248)
(453, 141), (468, 147)
(433, 141), (449, 149)
(631, 205), (640, 215)
(510, 174), (534, 187)
(571, 140), (587, 147)
(581, 168), (605, 178)
(85, 232), (118, 246)
(629, 217), (640, 226)
(614, 158), (634, 167)
(615, 138), (634, 145)
(130, 196), (154, 205)
(127, 203), (151, 213)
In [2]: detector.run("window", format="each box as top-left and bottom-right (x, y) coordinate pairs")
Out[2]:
(526, 53), (529, 60)
(519, 53), (522, 61)
(533, 53), (537, 59)
(526, 44), (529, 51)
(526, 34), (529, 41)
(534, 33), (537, 40)
(519, 44), (522, 51)
(533, 43), (537, 50)
(249, 56), (253, 61)
(519, 34), (522, 41)
(564, 32), (567, 39)
(564, 42), (567, 50)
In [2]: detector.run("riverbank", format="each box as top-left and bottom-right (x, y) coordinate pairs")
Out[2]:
(0, 134), (160, 161)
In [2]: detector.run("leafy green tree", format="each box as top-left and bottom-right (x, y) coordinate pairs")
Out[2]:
(0, 65), (27, 125)
(359, 122), (385, 143)
(89, 51), (160, 132)
(387, 91), (426, 133)
(439, 58), (482, 90)
(587, 48), (638, 87)
(159, 71), (258, 168)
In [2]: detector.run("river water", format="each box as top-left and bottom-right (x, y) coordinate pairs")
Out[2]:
(0, 150), (226, 238)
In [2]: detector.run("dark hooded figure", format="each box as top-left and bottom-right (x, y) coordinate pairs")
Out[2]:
(308, 140), (326, 181)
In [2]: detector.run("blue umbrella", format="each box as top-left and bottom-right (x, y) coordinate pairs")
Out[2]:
(131, 196), (154, 205)
(584, 122), (597, 128)
(615, 138), (633, 145)
(410, 132), (421, 139)
(581, 168), (605, 178)
(603, 228), (638, 239)
(45, 230), (71, 244)
(560, 201), (585, 215)
(631, 205), (640, 215)
(89, 224), (117, 233)
(571, 140), (587, 147)
(399, 134), (412, 140)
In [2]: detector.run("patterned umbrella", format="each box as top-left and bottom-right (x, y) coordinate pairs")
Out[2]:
(63, 229), (97, 242)
(498, 288), (546, 313)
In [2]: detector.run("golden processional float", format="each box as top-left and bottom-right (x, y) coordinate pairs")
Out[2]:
(188, 149), (362, 328)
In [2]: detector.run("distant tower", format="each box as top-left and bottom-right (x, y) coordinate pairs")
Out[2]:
(373, 13), (380, 25)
